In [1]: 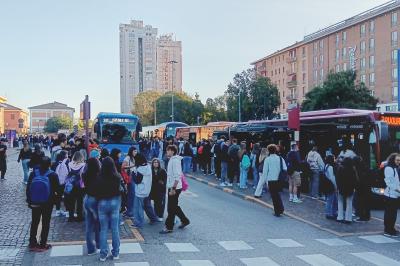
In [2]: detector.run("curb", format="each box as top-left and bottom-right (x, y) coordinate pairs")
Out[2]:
(186, 174), (384, 237)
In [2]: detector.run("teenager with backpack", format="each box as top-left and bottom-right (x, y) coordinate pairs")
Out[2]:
(65, 151), (86, 222)
(27, 156), (60, 252)
(82, 157), (101, 256)
(18, 142), (32, 184)
(239, 142), (250, 189)
(29, 144), (45, 171)
(52, 150), (69, 217)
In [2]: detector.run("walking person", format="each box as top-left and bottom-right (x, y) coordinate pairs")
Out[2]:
(324, 155), (338, 220)
(96, 157), (122, 262)
(336, 157), (358, 224)
(18, 142), (32, 184)
(306, 145), (325, 199)
(53, 150), (69, 217)
(82, 157), (101, 256)
(150, 158), (167, 221)
(286, 143), (302, 203)
(160, 145), (190, 234)
(122, 146), (137, 219)
(263, 144), (286, 216)
(383, 153), (400, 236)
(27, 156), (60, 252)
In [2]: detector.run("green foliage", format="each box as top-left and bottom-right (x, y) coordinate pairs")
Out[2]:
(301, 70), (378, 111)
(225, 68), (280, 121)
(44, 117), (73, 133)
(133, 90), (163, 126)
(202, 96), (228, 124)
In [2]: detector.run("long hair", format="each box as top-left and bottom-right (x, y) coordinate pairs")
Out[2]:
(72, 150), (84, 163)
(84, 157), (101, 179)
(259, 148), (269, 163)
(110, 148), (121, 162)
(387, 153), (399, 168)
(101, 156), (119, 179)
(152, 158), (161, 174)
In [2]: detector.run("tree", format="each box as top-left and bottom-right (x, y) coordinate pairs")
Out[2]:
(44, 117), (73, 133)
(225, 68), (280, 121)
(133, 90), (162, 126)
(202, 96), (227, 123)
(301, 70), (378, 111)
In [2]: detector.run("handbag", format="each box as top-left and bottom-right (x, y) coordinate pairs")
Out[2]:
(278, 156), (288, 183)
(181, 174), (189, 191)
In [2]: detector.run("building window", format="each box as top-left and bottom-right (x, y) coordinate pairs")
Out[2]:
(370, 90), (375, 97)
(302, 60), (305, 71)
(343, 62), (347, 71)
(335, 49), (340, 62)
(302, 47), (306, 57)
(360, 24), (366, 37)
(392, 11), (398, 26)
(283, 103), (285, 109)
(370, 20), (375, 33)
(320, 69), (324, 81)
(369, 72), (375, 85)
(302, 73), (306, 83)
(313, 70), (318, 81)
(342, 47), (347, 60)
(313, 42), (318, 54)
(392, 68), (398, 81)
(360, 74), (366, 83)
(360, 40), (366, 54)
(320, 55), (324, 66)
(313, 56), (318, 68)
(10, 114), (15, 120)
(335, 34), (339, 47)
(319, 40), (324, 51)
(369, 38), (375, 51)
(360, 57), (366, 70)
(335, 64), (340, 72)
(369, 55), (375, 68)
(393, 85), (398, 98)
(392, 50), (398, 64)
(392, 31), (398, 46)
(342, 31), (347, 44)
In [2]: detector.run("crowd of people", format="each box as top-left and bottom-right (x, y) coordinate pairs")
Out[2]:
(21, 133), (190, 262)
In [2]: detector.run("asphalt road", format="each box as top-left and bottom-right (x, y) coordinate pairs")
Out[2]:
(23, 172), (400, 266)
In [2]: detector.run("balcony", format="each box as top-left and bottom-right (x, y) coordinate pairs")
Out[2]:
(286, 56), (297, 63)
(286, 93), (298, 101)
(287, 75), (297, 88)
(286, 68), (297, 76)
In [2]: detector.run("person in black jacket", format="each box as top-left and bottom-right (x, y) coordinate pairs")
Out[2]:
(82, 157), (101, 255)
(97, 156), (122, 262)
(29, 144), (45, 170)
(150, 158), (167, 221)
(18, 142), (32, 184)
(26, 156), (60, 252)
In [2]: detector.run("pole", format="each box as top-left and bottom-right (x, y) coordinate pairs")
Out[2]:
(238, 89), (241, 122)
(398, 49), (400, 111)
(84, 95), (89, 155)
(168, 60), (178, 121)
(154, 100), (157, 125)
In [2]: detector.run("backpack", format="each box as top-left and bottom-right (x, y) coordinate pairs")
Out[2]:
(55, 159), (70, 185)
(198, 146), (204, 155)
(321, 165), (335, 194)
(241, 154), (251, 170)
(64, 167), (83, 194)
(278, 156), (288, 183)
(29, 169), (51, 205)
(181, 174), (189, 191)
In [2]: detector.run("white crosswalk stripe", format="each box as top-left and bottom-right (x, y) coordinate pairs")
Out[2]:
(297, 254), (344, 266)
(50, 245), (83, 257)
(352, 252), (400, 266)
(115, 263), (150, 266)
(359, 235), (399, 244)
(178, 260), (215, 266)
(240, 257), (280, 266)
(120, 243), (144, 254)
(268, 239), (304, 248)
(218, 241), (254, 251)
(315, 238), (353, 246)
(164, 243), (200, 252)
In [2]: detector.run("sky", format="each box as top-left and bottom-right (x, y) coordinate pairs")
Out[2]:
(0, 0), (389, 118)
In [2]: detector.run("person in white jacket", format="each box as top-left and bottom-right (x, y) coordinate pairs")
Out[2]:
(132, 154), (157, 228)
(160, 145), (190, 234)
(383, 153), (400, 237)
(263, 144), (287, 217)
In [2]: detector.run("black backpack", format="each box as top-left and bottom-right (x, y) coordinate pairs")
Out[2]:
(321, 165), (335, 194)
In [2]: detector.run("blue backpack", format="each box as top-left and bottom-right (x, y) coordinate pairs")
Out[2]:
(30, 169), (51, 204)
(64, 167), (83, 195)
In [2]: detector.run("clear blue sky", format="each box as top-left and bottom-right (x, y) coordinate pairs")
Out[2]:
(0, 0), (388, 117)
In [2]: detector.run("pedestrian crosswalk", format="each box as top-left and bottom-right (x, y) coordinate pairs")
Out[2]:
(39, 235), (400, 265)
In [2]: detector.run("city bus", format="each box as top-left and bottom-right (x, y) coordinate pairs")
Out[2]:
(141, 121), (188, 139)
(92, 112), (141, 158)
(175, 121), (234, 143)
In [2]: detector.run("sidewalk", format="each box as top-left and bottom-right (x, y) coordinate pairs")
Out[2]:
(186, 172), (392, 237)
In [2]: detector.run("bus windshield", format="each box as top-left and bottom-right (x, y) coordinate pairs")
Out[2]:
(100, 117), (138, 144)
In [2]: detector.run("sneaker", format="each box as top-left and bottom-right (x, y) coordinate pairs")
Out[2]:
(120, 220), (125, 226)
(88, 249), (99, 256)
(384, 230), (399, 237)
(38, 244), (52, 251)
(178, 221), (190, 229)
(99, 254), (108, 262)
(220, 182), (226, 187)
(311, 197), (318, 200)
(29, 243), (40, 252)
(157, 217), (163, 222)
(113, 255), (120, 260)
(64, 211), (69, 218)
(159, 229), (173, 234)
(293, 198), (303, 203)
(55, 210), (61, 216)
(289, 198), (293, 202)
(227, 183), (233, 187)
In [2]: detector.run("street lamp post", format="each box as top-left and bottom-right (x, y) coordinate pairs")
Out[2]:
(238, 88), (242, 122)
(168, 60), (178, 121)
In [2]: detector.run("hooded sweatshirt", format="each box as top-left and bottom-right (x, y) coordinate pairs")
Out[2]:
(135, 164), (152, 198)
(167, 155), (183, 189)
(68, 161), (85, 188)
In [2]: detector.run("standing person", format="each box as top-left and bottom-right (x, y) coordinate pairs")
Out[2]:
(65, 151), (86, 222)
(353, 156), (371, 222)
(110, 149), (122, 173)
(250, 143), (261, 189)
(239, 142), (250, 189)
(324, 155), (338, 220)
(306, 145), (325, 199)
(191, 141), (198, 172)
(220, 139), (230, 187)
(338, 139), (357, 161)
(263, 144), (286, 217)
(96, 157), (122, 262)
(214, 137), (224, 181)
(132, 154), (157, 228)
(202, 140), (212, 175)
(182, 141), (193, 174)
(29, 144), (45, 171)
(286, 143), (302, 203)
(18, 142), (32, 184)
(82, 157), (101, 256)
(122, 147), (137, 219)
(150, 158), (167, 221)
(336, 157), (358, 224)
(227, 139), (240, 185)
(254, 147), (269, 197)
(160, 145), (190, 234)
(27, 156), (60, 251)
(383, 153), (400, 236)
(100, 148), (110, 162)
(0, 138), (7, 180)
(53, 150), (70, 217)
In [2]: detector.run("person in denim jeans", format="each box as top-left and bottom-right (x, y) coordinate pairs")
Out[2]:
(18, 142), (32, 184)
(306, 145), (324, 199)
(96, 157), (122, 262)
(250, 143), (261, 189)
(122, 147), (137, 218)
(82, 158), (101, 256)
(324, 155), (337, 220)
(182, 142), (193, 174)
(219, 139), (230, 186)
